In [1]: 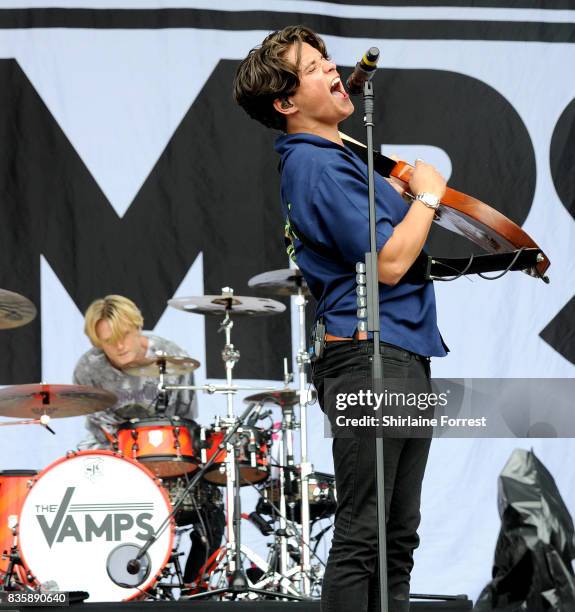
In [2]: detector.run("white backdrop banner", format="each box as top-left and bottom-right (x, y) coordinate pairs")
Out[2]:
(0, 0), (573, 602)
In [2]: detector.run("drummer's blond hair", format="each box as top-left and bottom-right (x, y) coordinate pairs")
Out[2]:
(84, 295), (144, 347)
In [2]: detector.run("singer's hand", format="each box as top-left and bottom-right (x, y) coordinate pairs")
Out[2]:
(378, 157), (445, 286)
(408, 160), (446, 200)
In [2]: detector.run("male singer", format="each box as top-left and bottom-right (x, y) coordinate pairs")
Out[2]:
(234, 26), (448, 612)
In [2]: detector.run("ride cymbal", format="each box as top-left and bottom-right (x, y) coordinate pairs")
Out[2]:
(169, 294), (285, 316)
(0, 289), (37, 330)
(123, 354), (200, 377)
(0, 384), (117, 419)
(244, 388), (317, 408)
(248, 268), (310, 297)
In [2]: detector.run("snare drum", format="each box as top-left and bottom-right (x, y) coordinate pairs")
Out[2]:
(17, 451), (173, 602)
(257, 471), (337, 522)
(201, 425), (270, 485)
(117, 416), (199, 477)
(0, 470), (37, 574)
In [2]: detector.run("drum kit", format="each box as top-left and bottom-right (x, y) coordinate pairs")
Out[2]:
(0, 271), (336, 603)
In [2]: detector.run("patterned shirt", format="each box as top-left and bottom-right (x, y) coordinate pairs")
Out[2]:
(73, 333), (198, 449)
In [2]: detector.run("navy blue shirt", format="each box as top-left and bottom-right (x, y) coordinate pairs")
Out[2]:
(275, 132), (447, 358)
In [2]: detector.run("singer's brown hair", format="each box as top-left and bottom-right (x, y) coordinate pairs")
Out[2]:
(233, 25), (328, 131)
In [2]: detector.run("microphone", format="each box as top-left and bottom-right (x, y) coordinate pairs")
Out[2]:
(245, 511), (274, 536)
(345, 47), (380, 95)
(126, 559), (141, 575)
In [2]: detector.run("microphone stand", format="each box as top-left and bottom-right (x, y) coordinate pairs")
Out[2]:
(362, 78), (389, 612)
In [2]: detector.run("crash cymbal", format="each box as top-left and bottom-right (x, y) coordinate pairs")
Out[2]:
(169, 294), (285, 316)
(244, 388), (317, 408)
(123, 354), (200, 377)
(0, 384), (117, 419)
(0, 289), (37, 330)
(248, 268), (310, 297)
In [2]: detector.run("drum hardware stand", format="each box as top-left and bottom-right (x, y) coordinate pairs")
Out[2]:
(294, 279), (313, 595)
(183, 296), (306, 602)
(1, 545), (18, 589)
(153, 550), (186, 598)
(153, 355), (170, 414)
(244, 463), (330, 597)
(277, 401), (292, 592)
(1, 533), (27, 591)
(272, 363), (310, 595)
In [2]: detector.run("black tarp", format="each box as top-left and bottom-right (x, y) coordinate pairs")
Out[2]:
(475, 449), (575, 612)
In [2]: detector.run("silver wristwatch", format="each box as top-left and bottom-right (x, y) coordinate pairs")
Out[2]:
(415, 192), (441, 210)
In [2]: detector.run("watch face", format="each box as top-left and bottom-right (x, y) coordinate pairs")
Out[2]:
(418, 193), (440, 209)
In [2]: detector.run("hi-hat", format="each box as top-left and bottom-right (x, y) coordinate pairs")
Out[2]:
(169, 294), (285, 316)
(123, 354), (200, 377)
(244, 388), (317, 408)
(0, 289), (37, 330)
(0, 384), (117, 419)
(248, 268), (310, 297)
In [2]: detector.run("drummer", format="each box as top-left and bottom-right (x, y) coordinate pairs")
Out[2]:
(73, 294), (224, 585)
(73, 294), (197, 448)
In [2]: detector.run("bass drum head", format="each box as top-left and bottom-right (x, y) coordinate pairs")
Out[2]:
(18, 451), (173, 602)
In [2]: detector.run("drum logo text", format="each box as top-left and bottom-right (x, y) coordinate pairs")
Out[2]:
(35, 487), (155, 547)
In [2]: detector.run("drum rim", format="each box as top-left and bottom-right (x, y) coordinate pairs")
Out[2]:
(137, 454), (197, 463)
(17, 449), (174, 602)
(0, 470), (38, 476)
(117, 417), (198, 430)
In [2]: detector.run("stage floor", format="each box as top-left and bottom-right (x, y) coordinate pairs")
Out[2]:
(9, 597), (473, 611)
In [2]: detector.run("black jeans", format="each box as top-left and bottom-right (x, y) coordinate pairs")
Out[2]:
(312, 340), (432, 612)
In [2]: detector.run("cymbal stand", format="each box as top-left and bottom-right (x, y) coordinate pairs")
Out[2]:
(294, 283), (313, 595)
(184, 293), (305, 601)
(154, 356), (169, 414)
(218, 305), (240, 574)
(276, 400), (302, 594)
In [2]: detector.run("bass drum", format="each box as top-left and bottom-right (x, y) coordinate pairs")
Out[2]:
(17, 451), (173, 602)
(0, 470), (37, 575)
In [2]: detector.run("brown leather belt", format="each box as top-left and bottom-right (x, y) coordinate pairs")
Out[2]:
(325, 330), (368, 342)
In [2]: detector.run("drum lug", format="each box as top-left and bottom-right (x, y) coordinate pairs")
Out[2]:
(200, 428), (207, 464)
(173, 427), (182, 457)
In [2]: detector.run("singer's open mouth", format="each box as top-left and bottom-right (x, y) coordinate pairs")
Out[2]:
(330, 77), (348, 98)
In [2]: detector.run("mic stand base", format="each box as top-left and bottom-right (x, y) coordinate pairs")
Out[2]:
(182, 584), (307, 602)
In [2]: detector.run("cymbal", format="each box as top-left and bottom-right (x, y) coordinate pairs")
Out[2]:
(0, 289), (37, 330)
(123, 354), (200, 377)
(0, 384), (117, 419)
(248, 268), (310, 297)
(244, 388), (317, 408)
(169, 295), (285, 316)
